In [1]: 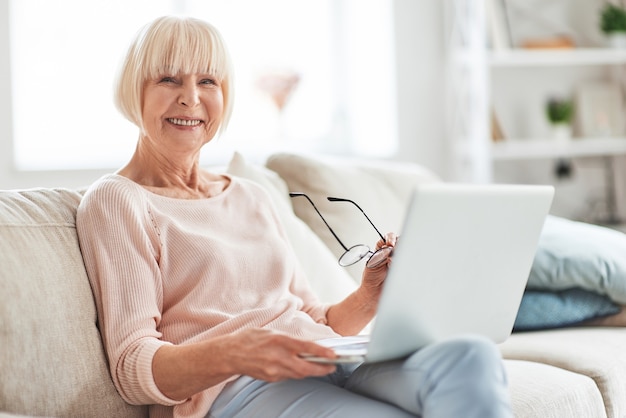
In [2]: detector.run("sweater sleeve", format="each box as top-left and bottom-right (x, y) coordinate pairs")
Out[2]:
(76, 178), (183, 406)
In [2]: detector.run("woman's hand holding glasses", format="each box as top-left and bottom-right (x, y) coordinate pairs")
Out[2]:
(290, 192), (398, 326)
(355, 231), (396, 305)
(289, 193), (396, 270)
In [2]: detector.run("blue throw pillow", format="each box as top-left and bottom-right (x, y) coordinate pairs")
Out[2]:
(514, 288), (621, 331)
(528, 215), (626, 304)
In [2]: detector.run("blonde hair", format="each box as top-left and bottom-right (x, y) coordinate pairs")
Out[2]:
(114, 16), (234, 135)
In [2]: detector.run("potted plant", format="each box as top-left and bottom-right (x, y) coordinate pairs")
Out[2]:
(600, 2), (626, 48)
(546, 97), (574, 141)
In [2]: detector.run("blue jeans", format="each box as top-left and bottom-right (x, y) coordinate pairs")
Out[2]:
(207, 335), (512, 418)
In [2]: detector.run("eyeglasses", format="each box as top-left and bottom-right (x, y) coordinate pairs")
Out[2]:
(289, 193), (393, 269)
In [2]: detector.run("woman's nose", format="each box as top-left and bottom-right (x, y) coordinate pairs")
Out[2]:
(178, 84), (200, 107)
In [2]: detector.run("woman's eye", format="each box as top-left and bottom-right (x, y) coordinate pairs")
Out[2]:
(159, 76), (176, 83)
(200, 78), (217, 86)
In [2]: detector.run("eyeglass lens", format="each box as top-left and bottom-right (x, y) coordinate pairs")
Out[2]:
(366, 246), (393, 268)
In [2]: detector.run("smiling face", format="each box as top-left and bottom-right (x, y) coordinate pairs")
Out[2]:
(141, 72), (224, 155)
(115, 17), (234, 139)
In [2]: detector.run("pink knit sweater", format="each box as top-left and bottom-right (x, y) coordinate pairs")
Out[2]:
(76, 174), (338, 418)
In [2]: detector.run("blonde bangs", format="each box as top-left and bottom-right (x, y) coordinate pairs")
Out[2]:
(142, 19), (230, 83)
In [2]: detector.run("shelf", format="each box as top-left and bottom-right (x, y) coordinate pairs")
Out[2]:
(491, 137), (626, 160)
(489, 48), (626, 67)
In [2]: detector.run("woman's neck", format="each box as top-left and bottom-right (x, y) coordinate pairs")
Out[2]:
(117, 143), (228, 199)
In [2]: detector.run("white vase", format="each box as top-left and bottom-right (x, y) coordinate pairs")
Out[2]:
(550, 123), (572, 142)
(607, 32), (626, 49)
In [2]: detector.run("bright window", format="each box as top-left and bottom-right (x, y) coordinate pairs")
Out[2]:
(9, 0), (396, 170)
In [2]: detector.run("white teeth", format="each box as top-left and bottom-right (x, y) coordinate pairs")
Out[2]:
(168, 118), (201, 126)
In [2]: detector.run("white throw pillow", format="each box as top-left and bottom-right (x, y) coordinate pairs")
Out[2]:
(226, 152), (357, 303)
(266, 152), (442, 282)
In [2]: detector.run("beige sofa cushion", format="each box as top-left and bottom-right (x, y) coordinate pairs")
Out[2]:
(501, 328), (626, 418)
(505, 360), (606, 418)
(266, 152), (441, 281)
(227, 152), (357, 302)
(0, 189), (146, 418)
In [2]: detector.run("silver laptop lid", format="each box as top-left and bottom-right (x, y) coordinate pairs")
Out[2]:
(365, 183), (554, 363)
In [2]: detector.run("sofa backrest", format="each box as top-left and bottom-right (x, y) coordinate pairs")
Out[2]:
(0, 188), (147, 418)
(266, 153), (442, 282)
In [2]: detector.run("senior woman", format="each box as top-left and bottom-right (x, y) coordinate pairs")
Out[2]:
(76, 16), (512, 418)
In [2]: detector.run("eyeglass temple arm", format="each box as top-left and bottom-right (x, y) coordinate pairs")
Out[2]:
(327, 197), (385, 241)
(289, 193), (350, 251)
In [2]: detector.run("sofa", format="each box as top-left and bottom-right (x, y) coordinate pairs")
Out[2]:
(2, 151), (626, 418)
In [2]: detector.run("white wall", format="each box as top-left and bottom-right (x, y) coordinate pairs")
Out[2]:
(0, 0), (13, 185)
(392, 0), (447, 177)
(0, 0), (112, 189)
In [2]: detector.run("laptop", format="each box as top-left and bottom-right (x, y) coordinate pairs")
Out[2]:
(303, 183), (555, 364)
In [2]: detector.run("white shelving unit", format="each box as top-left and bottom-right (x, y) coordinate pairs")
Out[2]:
(492, 137), (626, 160)
(487, 40), (626, 223)
(490, 48), (626, 67)
(469, 0), (626, 223)
(489, 48), (626, 162)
